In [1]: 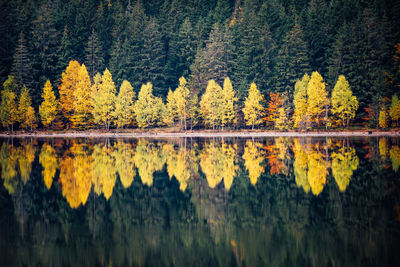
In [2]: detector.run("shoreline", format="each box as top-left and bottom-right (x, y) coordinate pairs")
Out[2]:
(0, 130), (399, 138)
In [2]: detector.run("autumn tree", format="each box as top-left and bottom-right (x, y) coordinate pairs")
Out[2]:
(242, 82), (264, 129)
(114, 80), (135, 128)
(165, 89), (177, 126)
(275, 107), (289, 130)
(307, 71), (328, 127)
(200, 80), (224, 129)
(72, 64), (92, 129)
(331, 75), (358, 127)
(0, 89), (18, 132)
(18, 85), (35, 130)
(39, 80), (57, 128)
(91, 69), (116, 130)
(242, 140), (265, 185)
(331, 145), (359, 192)
(174, 77), (190, 130)
(222, 77), (237, 128)
(134, 82), (165, 128)
(379, 107), (389, 129)
(59, 60), (81, 127)
(389, 94), (400, 127)
(264, 92), (284, 128)
(293, 73), (310, 129)
(39, 143), (58, 190)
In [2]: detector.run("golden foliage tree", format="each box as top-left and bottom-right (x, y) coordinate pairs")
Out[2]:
(17, 85), (35, 130)
(59, 60), (81, 127)
(331, 75), (358, 127)
(39, 80), (58, 128)
(222, 77), (237, 128)
(389, 94), (400, 127)
(72, 64), (92, 129)
(242, 82), (264, 129)
(174, 77), (190, 130)
(134, 82), (165, 128)
(200, 80), (224, 129)
(264, 92), (284, 128)
(39, 143), (58, 190)
(91, 143), (117, 199)
(17, 142), (36, 184)
(91, 69), (116, 130)
(114, 80), (135, 128)
(293, 74), (309, 129)
(0, 143), (18, 194)
(307, 71), (328, 127)
(293, 139), (311, 193)
(379, 107), (389, 129)
(0, 89), (18, 132)
(331, 145), (359, 192)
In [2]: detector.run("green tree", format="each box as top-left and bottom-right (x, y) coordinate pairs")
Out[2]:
(11, 32), (33, 91)
(331, 75), (358, 127)
(39, 80), (57, 128)
(114, 80), (135, 128)
(293, 73), (310, 129)
(85, 29), (105, 78)
(242, 82), (264, 129)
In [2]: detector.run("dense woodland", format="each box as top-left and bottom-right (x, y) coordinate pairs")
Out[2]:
(0, 0), (400, 131)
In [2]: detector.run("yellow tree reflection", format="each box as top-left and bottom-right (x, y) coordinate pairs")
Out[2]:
(307, 144), (328, 196)
(113, 141), (136, 188)
(0, 143), (18, 194)
(200, 142), (238, 190)
(92, 142), (116, 200)
(265, 137), (289, 175)
(390, 145), (400, 172)
(164, 144), (192, 191)
(242, 140), (264, 185)
(293, 139), (310, 193)
(331, 144), (359, 192)
(17, 142), (36, 184)
(39, 143), (58, 190)
(134, 140), (167, 186)
(59, 143), (93, 208)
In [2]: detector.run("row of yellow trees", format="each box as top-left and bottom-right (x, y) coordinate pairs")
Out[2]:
(2, 60), (400, 131)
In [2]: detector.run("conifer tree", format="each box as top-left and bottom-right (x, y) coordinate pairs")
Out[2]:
(39, 80), (57, 128)
(57, 26), (75, 77)
(11, 32), (33, 91)
(242, 82), (264, 129)
(85, 29), (105, 78)
(307, 71), (328, 127)
(293, 74), (310, 129)
(389, 94), (400, 127)
(114, 80), (135, 128)
(331, 75), (358, 127)
(222, 77), (237, 127)
(91, 69), (116, 130)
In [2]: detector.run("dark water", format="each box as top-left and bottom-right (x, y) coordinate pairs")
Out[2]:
(0, 137), (399, 266)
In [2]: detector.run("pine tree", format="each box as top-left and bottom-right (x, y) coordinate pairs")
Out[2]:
(242, 82), (264, 129)
(91, 69), (116, 130)
(307, 71), (328, 127)
(57, 26), (75, 78)
(11, 32), (33, 91)
(114, 80), (135, 128)
(85, 29), (105, 78)
(389, 94), (400, 127)
(222, 77), (237, 127)
(331, 75), (359, 127)
(275, 20), (311, 94)
(39, 80), (57, 128)
(293, 73), (310, 129)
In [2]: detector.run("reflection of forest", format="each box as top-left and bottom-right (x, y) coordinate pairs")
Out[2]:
(0, 137), (400, 266)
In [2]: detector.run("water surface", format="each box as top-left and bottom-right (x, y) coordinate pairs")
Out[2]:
(0, 137), (399, 266)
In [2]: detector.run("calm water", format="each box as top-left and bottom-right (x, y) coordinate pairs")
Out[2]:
(0, 137), (399, 266)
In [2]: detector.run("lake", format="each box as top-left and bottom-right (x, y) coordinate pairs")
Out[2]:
(0, 136), (399, 266)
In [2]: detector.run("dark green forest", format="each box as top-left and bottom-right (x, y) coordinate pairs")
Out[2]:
(1, 0), (399, 122)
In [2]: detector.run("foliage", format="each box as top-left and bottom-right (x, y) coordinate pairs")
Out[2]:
(389, 94), (400, 127)
(379, 108), (389, 129)
(307, 71), (328, 127)
(200, 80), (224, 129)
(331, 75), (358, 127)
(114, 80), (135, 128)
(39, 80), (57, 128)
(293, 74), (309, 129)
(242, 82), (264, 129)
(134, 82), (165, 128)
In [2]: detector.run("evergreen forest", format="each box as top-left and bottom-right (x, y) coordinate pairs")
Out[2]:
(1, 0), (400, 131)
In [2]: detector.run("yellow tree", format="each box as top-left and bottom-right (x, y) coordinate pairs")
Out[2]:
(200, 80), (224, 129)
(389, 94), (400, 127)
(59, 60), (81, 127)
(222, 77), (237, 128)
(307, 71), (328, 127)
(174, 77), (190, 130)
(307, 147), (328, 196)
(0, 143), (18, 194)
(39, 143), (58, 190)
(113, 80), (135, 128)
(134, 82), (165, 128)
(0, 89), (18, 132)
(92, 69), (116, 130)
(72, 64), (92, 129)
(293, 139), (311, 193)
(331, 75), (358, 127)
(39, 80), (58, 128)
(113, 141), (136, 188)
(379, 107), (389, 129)
(293, 74), (309, 129)
(275, 107), (289, 130)
(165, 89), (176, 126)
(17, 143), (36, 184)
(17, 85), (33, 130)
(242, 82), (264, 129)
